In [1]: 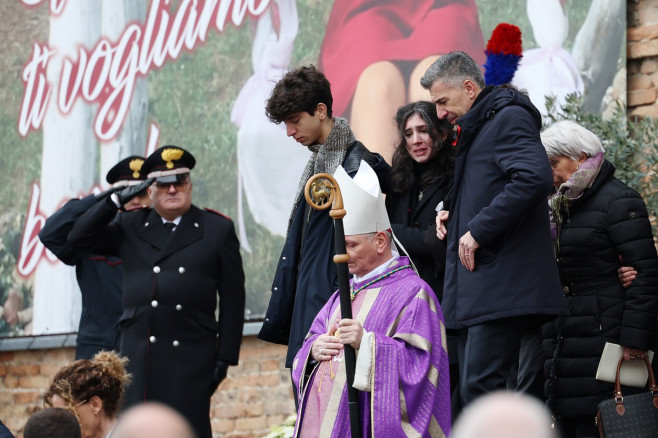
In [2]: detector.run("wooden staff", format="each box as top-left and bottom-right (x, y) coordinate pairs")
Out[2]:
(304, 173), (362, 438)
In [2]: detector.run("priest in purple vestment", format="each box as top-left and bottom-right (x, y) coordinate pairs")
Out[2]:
(291, 160), (451, 437)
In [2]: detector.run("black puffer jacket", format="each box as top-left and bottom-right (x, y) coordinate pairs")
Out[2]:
(543, 159), (658, 419)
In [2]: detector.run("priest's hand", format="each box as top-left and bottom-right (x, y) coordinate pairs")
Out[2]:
(312, 333), (343, 362)
(338, 319), (363, 349)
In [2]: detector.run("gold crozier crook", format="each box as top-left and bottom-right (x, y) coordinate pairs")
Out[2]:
(304, 173), (350, 264)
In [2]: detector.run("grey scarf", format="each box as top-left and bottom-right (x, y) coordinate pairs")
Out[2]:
(548, 152), (604, 251)
(288, 117), (355, 231)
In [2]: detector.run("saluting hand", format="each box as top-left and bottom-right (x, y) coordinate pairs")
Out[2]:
(116, 177), (155, 207)
(94, 186), (121, 201)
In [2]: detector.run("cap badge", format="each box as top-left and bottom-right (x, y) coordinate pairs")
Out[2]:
(129, 158), (144, 179)
(161, 148), (184, 169)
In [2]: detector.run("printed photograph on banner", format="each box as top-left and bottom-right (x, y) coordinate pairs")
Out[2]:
(0, 0), (625, 338)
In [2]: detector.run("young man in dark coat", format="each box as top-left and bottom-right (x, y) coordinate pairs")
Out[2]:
(257, 66), (389, 401)
(421, 51), (568, 407)
(38, 156), (151, 359)
(68, 146), (245, 438)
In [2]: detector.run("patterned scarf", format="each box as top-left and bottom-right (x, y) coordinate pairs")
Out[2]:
(548, 152), (604, 248)
(287, 117), (355, 231)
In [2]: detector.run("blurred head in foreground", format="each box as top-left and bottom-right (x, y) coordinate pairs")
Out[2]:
(451, 391), (560, 438)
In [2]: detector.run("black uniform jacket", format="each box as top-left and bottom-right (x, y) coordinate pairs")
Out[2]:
(38, 195), (123, 359)
(68, 199), (245, 438)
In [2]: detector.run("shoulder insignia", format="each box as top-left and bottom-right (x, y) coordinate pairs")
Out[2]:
(204, 207), (231, 220)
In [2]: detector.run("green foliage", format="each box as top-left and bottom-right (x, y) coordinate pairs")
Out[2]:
(262, 414), (296, 438)
(545, 94), (658, 239)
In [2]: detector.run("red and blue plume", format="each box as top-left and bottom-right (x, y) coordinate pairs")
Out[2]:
(483, 23), (523, 86)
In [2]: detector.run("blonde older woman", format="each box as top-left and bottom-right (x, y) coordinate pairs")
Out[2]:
(540, 120), (658, 438)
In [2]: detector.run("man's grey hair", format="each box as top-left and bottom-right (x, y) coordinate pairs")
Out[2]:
(451, 391), (559, 438)
(420, 51), (485, 90)
(541, 120), (604, 161)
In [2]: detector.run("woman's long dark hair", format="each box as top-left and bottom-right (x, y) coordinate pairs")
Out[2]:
(389, 101), (455, 193)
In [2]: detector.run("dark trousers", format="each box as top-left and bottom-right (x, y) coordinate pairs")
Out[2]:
(558, 416), (598, 438)
(446, 330), (463, 421)
(457, 316), (540, 407)
(507, 328), (545, 399)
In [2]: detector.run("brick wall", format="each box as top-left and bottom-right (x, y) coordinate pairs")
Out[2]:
(0, 338), (295, 438)
(2, 1), (657, 437)
(210, 337), (295, 437)
(628, 0), (658, 116)
(1, 348), (79, 436)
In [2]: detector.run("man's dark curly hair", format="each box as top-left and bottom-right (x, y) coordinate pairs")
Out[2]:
(266, 65), (333, 123)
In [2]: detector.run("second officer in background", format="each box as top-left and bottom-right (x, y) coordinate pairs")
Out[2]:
(39, 155), (150, 359)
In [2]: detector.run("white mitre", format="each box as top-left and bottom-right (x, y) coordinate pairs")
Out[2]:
(333, 160), (391, 236)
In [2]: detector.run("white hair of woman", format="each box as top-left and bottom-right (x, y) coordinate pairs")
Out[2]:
(451, 391), (560, 438)
(540, 120), (604, 161)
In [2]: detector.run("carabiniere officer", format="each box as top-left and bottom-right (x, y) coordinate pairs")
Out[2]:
(68, 145), (246, 438)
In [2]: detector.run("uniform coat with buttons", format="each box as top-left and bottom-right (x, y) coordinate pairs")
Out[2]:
(542, 159), (658, 420)
(68, 199), (245, 438)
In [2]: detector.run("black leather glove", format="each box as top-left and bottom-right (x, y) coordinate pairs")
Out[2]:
(211, 359), (229, 393)
(115, 177), (155, 207)
(94, 186), (121, 201)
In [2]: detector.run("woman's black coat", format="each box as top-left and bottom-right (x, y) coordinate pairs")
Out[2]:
(384, 175), (451, 302)
(542, 159), (658, 419)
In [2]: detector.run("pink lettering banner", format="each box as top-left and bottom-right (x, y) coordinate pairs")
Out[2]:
(0, 0), (624, 339)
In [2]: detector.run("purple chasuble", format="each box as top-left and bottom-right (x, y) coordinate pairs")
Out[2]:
(291, 257), (451, 437)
